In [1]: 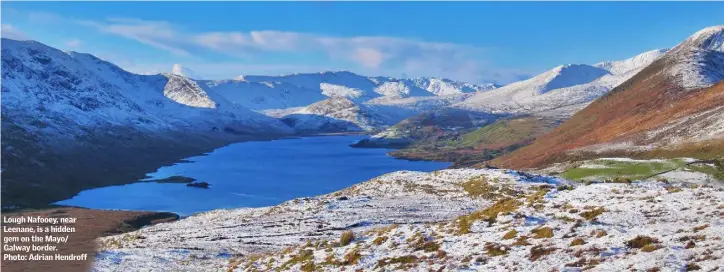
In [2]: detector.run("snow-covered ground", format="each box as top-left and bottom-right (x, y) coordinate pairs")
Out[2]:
(92, 168), (722, 271)
(666, 25), (724, 90)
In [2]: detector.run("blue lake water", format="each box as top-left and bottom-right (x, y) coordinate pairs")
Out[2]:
(55, 135), (449, 216)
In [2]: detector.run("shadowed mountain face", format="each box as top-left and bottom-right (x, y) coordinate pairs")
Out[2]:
(493, 26), (724, 169)
(0, 39), (290, 207)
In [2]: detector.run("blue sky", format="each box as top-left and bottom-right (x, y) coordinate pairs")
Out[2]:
(2, 2), (723, 84)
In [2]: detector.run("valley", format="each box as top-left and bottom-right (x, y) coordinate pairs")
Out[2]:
(54, 135), (448, 216)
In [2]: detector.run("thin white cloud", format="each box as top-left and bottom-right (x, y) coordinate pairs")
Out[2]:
(27, 11), (64, 24)
(79, 18), (191, 56)
(112, 61), (342, 80)
(65, 39), (82, 48)
(1, 24), (29, 40)
(353, 48), (385, 68)
(0, 12), (526, 84)
(76, 18), (518, 82)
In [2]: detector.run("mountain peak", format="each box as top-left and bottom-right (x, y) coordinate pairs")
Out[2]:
(688, 25), (724, 51)
(594, 48), (669, 75)
(171, 64), (203, 80)
(667, 25), (724, 90)
(673, 25), (724, 53)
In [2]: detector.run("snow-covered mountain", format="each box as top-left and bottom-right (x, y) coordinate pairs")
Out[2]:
(665, 25), (724, 90)
(181, 71), (499, 131)
(232, 71), (498, 103)
(1, 39), (291, 138)
(0, 38), (290, 206)
(455, 49), (669, 117)
(358, 48), (669, 147)
(280, 97), (404, 132)
(493, 25), (724, 169)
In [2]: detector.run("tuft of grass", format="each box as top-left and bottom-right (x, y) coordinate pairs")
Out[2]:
(570, 238), (586, 246)
(502, 229), (518, 240)
(626, 236), (659, 249)
(526, 187), (551, 207)
(485, 243), (509, 256)
(409, 235), (440, 252)
(565, 257), (601, 268)
(684, 240), (696, 249)
(279, 249), (314, 271)
(531, 226), (554, 239)
(580, 207), (606, 221)
(375, 255), (418, 268)
(529, 245), (557, 261)
(455, 198), (521, 234)
(692, 224), (708, 232)
(685, 263), (701, 271)
(460, 176), (520, 200)
(372, 236), (388, 246)
(641, 244), (661, 252)
(461, 176), (495, 198)
(342, 249), (361, 265)
(339, 231), (355, 247)
(300, 261), (316, 272)
(605, 177), (632, 184)
(512, 236), (531, 246)
(320, 254), (339, 266)
(369, 224), (398, 236)
(557, 184), (575, 191)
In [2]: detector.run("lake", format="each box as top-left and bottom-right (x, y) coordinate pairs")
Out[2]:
(55, 135), (449, 216)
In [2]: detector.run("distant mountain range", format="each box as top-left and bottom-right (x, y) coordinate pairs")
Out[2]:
(455, 49), (668, 117)
(358, 47), (670, 147)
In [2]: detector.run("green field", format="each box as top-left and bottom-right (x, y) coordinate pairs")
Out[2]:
(560, 159), (687, 181)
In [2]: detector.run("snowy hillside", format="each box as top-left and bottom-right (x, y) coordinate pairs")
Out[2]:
(194, 71), (498, 131)
(492, 26), (724, 169)
(594, 49), (670, 75)
(1, 38), (296, 206)
(357, 48), (669, 148)
(233, 71), (497, 102)
(666, 25), (724, 90)
(94, 168), (724, 271)
(455, 49), (668, 117)
(280, 97), (409, 132)
(0, 38), (291, 138)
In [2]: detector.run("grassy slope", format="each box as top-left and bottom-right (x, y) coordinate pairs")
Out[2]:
(456, 117), (559, 149)
(385, 108), (484, 142)
(390, 117), (558, 167)
(492, 57), (724, 170)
